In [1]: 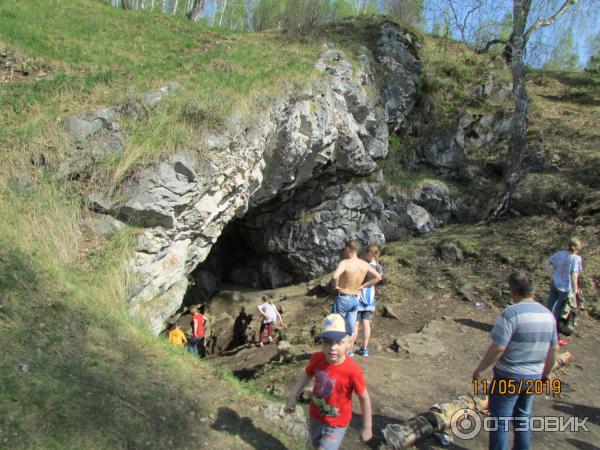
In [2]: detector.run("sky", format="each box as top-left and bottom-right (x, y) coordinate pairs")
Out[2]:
(421, 0), (600, 68)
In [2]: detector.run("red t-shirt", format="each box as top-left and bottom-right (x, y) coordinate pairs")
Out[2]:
(191, 313), (205, 338)
(306, 352), (367, 427)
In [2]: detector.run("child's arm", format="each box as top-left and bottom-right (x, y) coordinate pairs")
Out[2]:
(275, 308), (284, 327)
(285, 372), (312, 413)
(257, 305), (267, 318)
(358, 389), (373, 442)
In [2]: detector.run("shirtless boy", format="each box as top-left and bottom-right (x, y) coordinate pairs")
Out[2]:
(330, 240), (382, 356)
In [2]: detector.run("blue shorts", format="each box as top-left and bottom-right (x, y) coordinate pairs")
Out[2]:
(332, 294), (359, 335)
(357, 310), (373, 321)
(309, 417), (347, 450)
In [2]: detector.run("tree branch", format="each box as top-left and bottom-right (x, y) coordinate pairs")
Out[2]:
(476, 38), (508, 54)
(524, 0), (577, 43)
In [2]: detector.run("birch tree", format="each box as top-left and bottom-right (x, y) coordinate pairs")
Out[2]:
(491, 0), (583, 218)
(187, 0), (206, 20)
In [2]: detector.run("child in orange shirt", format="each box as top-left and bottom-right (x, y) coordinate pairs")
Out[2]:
(167, 322), (187, 347)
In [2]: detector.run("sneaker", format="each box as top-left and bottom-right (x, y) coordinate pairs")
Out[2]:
(356, 348), (369, 357)
(558, 339), (569, 347)
(267, 336), (273, 343)
(257, 342), (264, 347)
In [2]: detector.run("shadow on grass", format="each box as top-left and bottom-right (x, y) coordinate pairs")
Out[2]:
(540, 93), (600, 106)
(0, 245), (220, 449)
(211, 407), (287, 450)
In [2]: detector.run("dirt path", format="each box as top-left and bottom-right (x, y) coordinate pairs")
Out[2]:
(209, 283), (599, 449)
(203, 216), (600, 449)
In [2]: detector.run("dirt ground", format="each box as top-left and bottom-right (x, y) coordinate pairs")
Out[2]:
(208, 257), (600, 449)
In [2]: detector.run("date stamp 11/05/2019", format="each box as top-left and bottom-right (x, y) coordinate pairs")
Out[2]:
(473, 378), (562, 396)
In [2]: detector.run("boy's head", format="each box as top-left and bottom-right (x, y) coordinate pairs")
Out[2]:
(365, 244), (380, 261)
(189, 306), (198, 314)
(344, 240), (361, 257)
(320, 314), (350, 364)
(262, 295), (272, 304)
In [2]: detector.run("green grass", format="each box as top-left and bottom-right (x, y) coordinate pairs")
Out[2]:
(0, 2), (321, 448)
(0, 176), (302, 449)
(0, 0), (319, 184)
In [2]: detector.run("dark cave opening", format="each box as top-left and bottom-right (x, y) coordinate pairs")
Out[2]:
(181, 218), (298, 309)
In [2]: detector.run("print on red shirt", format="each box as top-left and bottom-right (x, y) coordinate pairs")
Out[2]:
(305, 352), (366, 428)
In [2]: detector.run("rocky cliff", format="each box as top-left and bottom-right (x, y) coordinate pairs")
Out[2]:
(60, 22), (479, 334)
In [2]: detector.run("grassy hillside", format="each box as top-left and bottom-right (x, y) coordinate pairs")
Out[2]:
(1, 1), (599, 448)
(0, 1), (317, 448)
(0, 0), (319, 185)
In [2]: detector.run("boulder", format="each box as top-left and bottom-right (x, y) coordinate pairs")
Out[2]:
(252, 403), (308, 441)
(437, 242), (464, 263)
(395, 333), (445, 356)
(80, 213), (124, 236)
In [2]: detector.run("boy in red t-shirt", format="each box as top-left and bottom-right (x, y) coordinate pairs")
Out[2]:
(187, 306), (206, 358)
(285, 314), (372, 449)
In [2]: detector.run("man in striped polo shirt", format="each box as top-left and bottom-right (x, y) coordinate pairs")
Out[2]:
(473, 271), (559, 450)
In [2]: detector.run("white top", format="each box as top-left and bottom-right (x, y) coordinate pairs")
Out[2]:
(260, 302), (277, 323)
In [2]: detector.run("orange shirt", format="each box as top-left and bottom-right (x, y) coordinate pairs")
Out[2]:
(168, 327), (187, 346)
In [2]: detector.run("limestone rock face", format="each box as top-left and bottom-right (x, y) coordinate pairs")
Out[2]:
(238, 179), (386, 285)
(58, 83), (180, 180)
(420, 110), (513, 177)
(381, 179), (466, 239)
(61, 22), (425, 334)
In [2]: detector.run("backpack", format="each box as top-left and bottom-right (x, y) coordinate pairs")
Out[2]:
(558, 291), (583, 336)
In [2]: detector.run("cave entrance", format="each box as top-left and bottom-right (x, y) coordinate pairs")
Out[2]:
(173, 221), (278, 355)
(182, 217), (300, 308)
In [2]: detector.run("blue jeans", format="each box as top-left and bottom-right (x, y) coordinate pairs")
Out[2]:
(331, 294), (359, 335)
(488, 369), (538, 450)
(547, 283), (568, 326)
(187, 337), (205, 358)
(309, 417), (347, 450)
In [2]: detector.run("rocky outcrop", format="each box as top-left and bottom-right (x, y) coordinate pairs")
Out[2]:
(60, 22), (426, 333)
(421, 110), (513, 175)
(381, 179), (471, 240)
(237, 177), (386, 286)
(58, 83), (180, 180)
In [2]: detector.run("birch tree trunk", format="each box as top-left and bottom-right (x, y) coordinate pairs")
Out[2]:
(173, 0), (179, 15)
(186, 0), (206, 20)
(490, 0), (529, 219)
(219, 0), (228, 26)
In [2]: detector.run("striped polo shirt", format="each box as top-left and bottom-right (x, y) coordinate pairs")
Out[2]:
(491, 300), (558, 376)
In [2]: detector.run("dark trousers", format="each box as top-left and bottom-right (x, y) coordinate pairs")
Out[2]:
(547, 283), (569, 332)
(187, 337), (206, 358)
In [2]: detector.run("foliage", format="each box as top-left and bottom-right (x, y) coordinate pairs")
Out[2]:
(586, 33), (600, 73)
(383, 0), (425, 28)
(543, 29), (580, 71)
(250, 0), (284, 31)
(280, 0), (336, 37)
